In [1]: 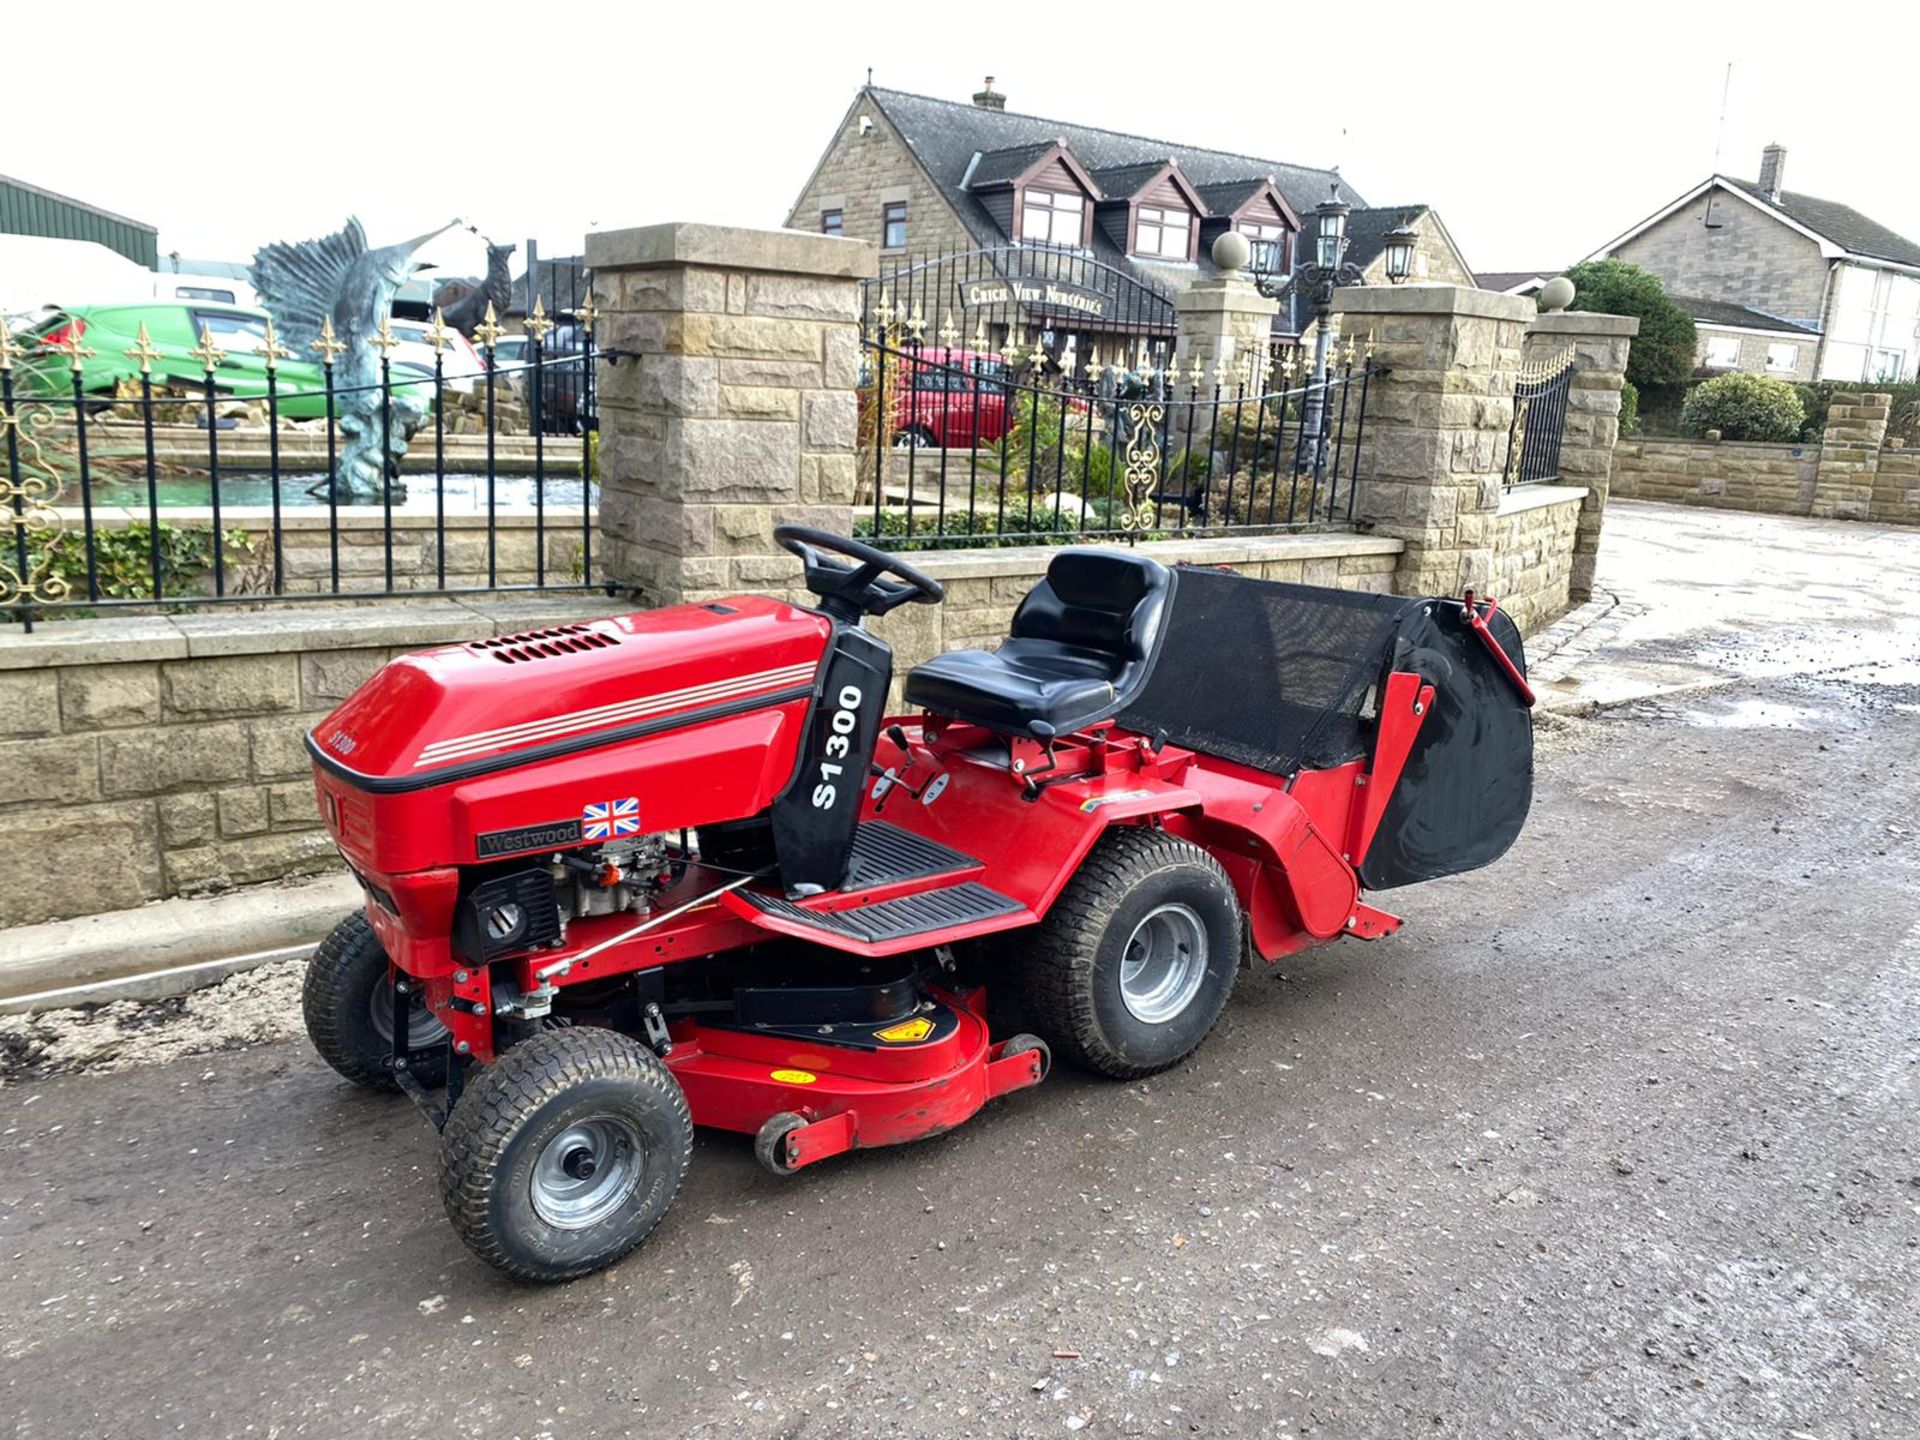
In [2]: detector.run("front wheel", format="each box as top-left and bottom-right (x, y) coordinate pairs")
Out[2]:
(1019, 829), (1241, 1079)
(302, 911), (449, 1090)
(438, 1028), (692, 1282)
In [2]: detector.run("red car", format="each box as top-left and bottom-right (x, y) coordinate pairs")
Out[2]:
(876, 347), (1011, 450)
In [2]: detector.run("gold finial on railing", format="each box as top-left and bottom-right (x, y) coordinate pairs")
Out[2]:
(0, 326), (20, 372)
(938, 310), (959, 348)
(311, 315), (347, 365)
(1255, 353), (1273, 390)
(253, 317), (292, 372)
(1365, 330), (1376, 363)
(124, 322), (164, 376)
(472, 302), (504, 353)
(877, 288), (893, 322)
(524, 296), (556, 345)
(575, 283), (599, 337)
(1341, 335), (1357, 369)
(905, 304), (926, 343)
(1280, 348), (1297, 384)
(1085, 345), (1103, 383)
(45, 321), (97, 374)
(424, 308), (454, 355)
(368, 315), (403, 363)
(971, 319), (989, 351)
(189, 323), (225, 374)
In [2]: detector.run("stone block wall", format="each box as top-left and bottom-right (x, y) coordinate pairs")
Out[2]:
(1521, 311), (1638, 600)
(1611, 437), (1818, 512)
(61, 508), (589, 596)
(585, 224), (873, 606)
(1490, 489), (1584, 636)
(1871, 449), (1920, 524)
(1331, 286), (1535, 599)
(0, 599), (618, 928)
(1810, 394), (1892, 520)
(1609, 393), (1917, 526)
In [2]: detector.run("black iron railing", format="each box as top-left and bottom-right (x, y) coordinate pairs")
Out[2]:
(1506, 351), (1575, 486)
(1, 326), (604, 630)
(858, 335), (1377, 549)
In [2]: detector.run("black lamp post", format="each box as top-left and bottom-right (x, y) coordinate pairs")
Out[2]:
(1255, 177), (1367, 480)
(1381, 216), (1419, 284)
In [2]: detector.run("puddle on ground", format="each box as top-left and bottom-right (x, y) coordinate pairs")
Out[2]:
(1667, 696), (1833, 730)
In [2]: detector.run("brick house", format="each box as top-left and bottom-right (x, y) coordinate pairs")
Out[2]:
(1587, 144), (1920, 384)
(786, 80), (1473, 347)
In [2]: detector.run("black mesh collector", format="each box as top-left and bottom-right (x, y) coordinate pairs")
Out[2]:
(1115, 566), (1418, 778)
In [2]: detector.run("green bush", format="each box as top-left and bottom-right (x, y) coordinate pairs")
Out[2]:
(1562, 259), (1698, 390)
(1680, 372), (1807, 442)
(1618, 380), (1640, 436)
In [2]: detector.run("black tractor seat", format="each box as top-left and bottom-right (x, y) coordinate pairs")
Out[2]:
(903, 549), (1173, 738)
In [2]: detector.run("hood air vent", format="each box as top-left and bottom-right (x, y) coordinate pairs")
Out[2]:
(467, 623), (620, 664)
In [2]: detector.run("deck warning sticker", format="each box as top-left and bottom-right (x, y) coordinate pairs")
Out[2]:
(874, 1017), (935, 1044)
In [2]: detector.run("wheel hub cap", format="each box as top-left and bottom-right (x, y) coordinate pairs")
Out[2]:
(531, 1119), (644, 1229)
(1119, 902), (1208, 1024)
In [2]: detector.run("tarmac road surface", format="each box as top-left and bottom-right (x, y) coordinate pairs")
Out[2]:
(3, 503), (1918, 1438)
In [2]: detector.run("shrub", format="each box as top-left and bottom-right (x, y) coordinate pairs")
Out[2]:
(1562, 259), (1698, 390)
(1680, 372), (1806, 442)
(1618, 380), (1640, 436)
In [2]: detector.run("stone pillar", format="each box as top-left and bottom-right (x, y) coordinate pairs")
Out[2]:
(1172, 275), (1280, 385)
(1810, 391), (1890, 520)
(1522, 310), (1637, 599)
(582, 223), (876, 605)
(1331, 285), (1534, 598)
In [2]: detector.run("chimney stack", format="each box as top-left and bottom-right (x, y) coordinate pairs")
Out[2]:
(1758, 143), (1787, 201)
(972, 76), (1006, 111)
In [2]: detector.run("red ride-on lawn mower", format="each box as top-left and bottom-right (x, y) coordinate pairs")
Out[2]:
(302, 527), (1535, 1281)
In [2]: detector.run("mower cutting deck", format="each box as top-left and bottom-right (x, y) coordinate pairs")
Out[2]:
(301, 526), (1535, 1281)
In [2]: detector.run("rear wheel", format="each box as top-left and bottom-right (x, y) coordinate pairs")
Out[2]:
(302, 911), (448, 1091)
(1019, 829), (1240, 1079)
(438, 1028), (692, 1282)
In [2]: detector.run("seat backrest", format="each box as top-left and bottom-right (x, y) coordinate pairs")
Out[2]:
(1010, 549), (1170, 661)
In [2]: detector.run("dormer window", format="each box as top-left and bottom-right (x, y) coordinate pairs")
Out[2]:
(1021, 188), (1084, 246)
(1135, 206), (1191, 260)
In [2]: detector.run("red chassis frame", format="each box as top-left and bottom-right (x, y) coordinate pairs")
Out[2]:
(346, 665), (1438, 1170)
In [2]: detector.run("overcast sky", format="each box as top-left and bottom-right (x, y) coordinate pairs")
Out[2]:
(11, 1), (1918, 281)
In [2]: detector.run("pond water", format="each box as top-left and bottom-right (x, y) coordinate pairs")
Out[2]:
(90, 472), (597, 514)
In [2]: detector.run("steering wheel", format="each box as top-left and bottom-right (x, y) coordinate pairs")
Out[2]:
(773, 525), (945, 621)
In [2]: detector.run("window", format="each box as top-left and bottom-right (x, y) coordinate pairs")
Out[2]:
(1239, 221), (1288, 273)
(1765, 343), (1799, 373)
(821, 210), (843, 236)
(1703, 335), (1740, 369)
(1134, 205), (1191, 260)
(176, 286), (235, 303)
(883, 202), (908, 250)
(1822, 264), (1920, 381)
(1020, 187), (1084, 247)
(191, 309), (268, 348)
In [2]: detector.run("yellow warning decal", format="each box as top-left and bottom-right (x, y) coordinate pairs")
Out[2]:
(874, 1016), (935, 1044)
(770, 1068), (817, 1085)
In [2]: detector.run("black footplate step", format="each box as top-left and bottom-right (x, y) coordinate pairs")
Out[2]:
(842, 821), (978, 888)
(749, 882), (1021, 944)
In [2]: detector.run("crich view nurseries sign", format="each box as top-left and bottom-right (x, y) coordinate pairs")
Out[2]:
(958, 277), (1110, 319)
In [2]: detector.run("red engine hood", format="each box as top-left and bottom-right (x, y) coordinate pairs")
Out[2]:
(310, 596), (831, 789)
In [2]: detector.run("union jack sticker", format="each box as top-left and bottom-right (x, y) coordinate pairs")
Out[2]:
(582, 796), (640, 840)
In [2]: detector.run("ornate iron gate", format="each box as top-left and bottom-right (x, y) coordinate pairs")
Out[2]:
(1505, 349), (1575, 486)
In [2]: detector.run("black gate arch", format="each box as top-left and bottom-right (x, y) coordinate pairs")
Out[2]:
(862, 245), (1178, 373)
